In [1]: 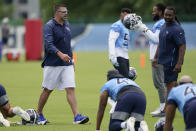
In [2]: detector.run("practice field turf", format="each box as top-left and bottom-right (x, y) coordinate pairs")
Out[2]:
(0, 50), (196, 131)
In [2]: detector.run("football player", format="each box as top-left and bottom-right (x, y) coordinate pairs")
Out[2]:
(0, 84), (30, 127)
(164, 75), (196, 131)
(96, 69), (148, 131)
(124, 3), (167, 117)
(108, 8), (135, 79)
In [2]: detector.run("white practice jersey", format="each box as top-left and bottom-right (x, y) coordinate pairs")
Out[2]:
(149, 19), (165, 60)
(108, 20), (130, 59)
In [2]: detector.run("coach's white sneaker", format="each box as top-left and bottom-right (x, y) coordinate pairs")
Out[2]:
(0, 113), (10, 127)
(13, 106), (30, 121)
(138, 121), (149, 131)
(126, 117), (135, 131)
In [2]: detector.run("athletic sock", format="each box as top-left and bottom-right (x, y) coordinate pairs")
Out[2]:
(121, 121), (127, 129)
(160, 103), (165, 110)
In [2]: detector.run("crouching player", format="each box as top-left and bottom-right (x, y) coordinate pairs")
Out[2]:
(0, 84), (30, 127)
(96, 69), (149, 131)
(164, 75), (196, 131)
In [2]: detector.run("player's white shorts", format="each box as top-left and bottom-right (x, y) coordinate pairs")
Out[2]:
(42, 65), (75, 91)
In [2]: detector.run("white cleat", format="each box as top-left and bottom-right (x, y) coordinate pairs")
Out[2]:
(139, 121), (149, 131)
(150, 104), (165, 115)
(150, 107), (162, 115)
(0, 113), (10, 127)
(13, 106), (30, 121)
(126, 117), (136, 131)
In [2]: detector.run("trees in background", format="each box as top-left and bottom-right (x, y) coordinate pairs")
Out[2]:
(40, 0), (196, 23)
(0, 1), (13, 22)
(0, 0), (195, 23)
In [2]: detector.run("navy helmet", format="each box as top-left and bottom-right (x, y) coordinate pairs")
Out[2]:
(154, 117), (173, 131)
(129, 67), (137, 80)
(22, 109), (38, 125)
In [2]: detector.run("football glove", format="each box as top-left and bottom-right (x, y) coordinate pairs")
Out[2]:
(110, 55), (119, 67)
(135, 21), (149, 33)
(108, 98), (117, 114)
(0, 113), (10, 127)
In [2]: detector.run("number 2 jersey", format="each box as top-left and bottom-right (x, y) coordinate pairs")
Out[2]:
(167, 83), (196, 115)
(101, 78), (144, 101)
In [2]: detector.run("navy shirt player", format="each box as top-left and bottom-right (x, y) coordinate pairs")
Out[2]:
(164, 75), (196, 131)
(96, 69), (149, 131)
(131, 3), (167, 116)
(37, 4), (89, 125)
(0, 84), (30, 127)
(153, 7), (186, 108)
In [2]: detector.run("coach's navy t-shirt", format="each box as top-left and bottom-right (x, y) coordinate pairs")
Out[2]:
(158, 21), (186, 66)
(42, 18), (73, 67)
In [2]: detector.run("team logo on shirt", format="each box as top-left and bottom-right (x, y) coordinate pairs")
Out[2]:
(65, 27), (70, 32)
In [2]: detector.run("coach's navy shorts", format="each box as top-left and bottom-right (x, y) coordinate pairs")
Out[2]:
(183, 98), (196, 129)
(111, 92), (146, 121)
(163, 66), (178, 83)
(0, 84), (9, 107)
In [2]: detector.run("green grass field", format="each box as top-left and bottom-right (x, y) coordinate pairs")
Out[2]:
(0, 50), (196, 131)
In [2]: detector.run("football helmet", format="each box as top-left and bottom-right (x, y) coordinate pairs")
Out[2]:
(154, 117), (173, 131)
(22, 109), (38, 125)
(129, 67), (137, 80)
(123, 13), (142, 30)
